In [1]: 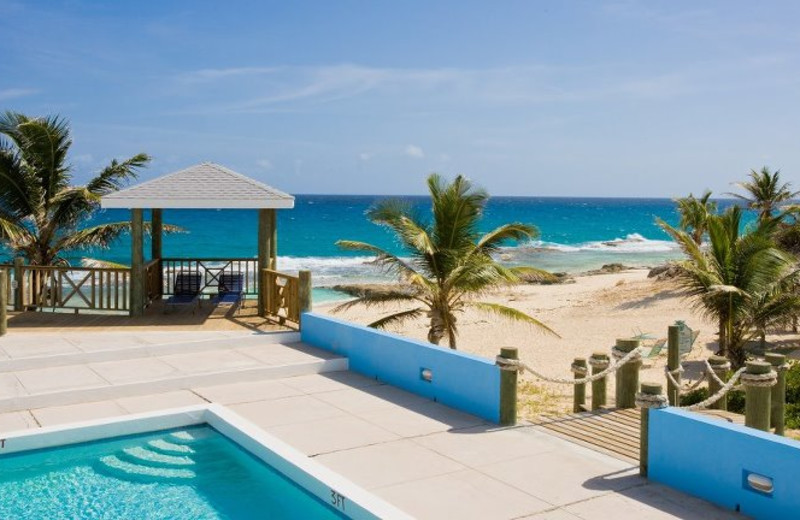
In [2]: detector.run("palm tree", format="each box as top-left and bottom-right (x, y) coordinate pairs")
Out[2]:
(0, 112), (153, 265)
(675, 190), (717, 245)
(334, 174), (558, 349)
(659, 206), (800, 367)
(729, 167), (798, 223)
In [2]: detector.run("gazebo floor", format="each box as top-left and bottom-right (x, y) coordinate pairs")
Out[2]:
(7, 299), (294, 334)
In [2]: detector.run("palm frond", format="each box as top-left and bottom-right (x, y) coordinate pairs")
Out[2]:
(473, 223), (538, 254)
(368, 308), (425, 329)
(331, 290), (419, 313)
(87, 153), (150, 196)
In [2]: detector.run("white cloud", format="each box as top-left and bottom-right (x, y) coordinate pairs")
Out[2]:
(180, 67), (280, 82)
(359, 152), (372, 161)
(405, 145), (424, 159)
(256, 159), (274, 170)
(0, 88), (38, 101)
(173, 56), (795, 116)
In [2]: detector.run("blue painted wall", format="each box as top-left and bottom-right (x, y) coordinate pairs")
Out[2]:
(648, 407), (800, 519)
(300, 313), (501, 423)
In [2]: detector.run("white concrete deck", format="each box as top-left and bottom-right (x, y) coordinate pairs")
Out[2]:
(0, 332), (741, 519)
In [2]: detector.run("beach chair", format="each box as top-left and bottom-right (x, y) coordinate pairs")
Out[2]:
(644, 338), (667, 358)
(164, 272), (202, 313)
(213, 273), (244, 313)
(675, 321), (700, 356)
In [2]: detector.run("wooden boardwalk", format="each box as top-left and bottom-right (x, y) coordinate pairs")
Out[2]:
(533, 408), (642, 461)
(532, 407), (746, 463)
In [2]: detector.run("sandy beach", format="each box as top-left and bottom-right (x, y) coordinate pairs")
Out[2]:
(316, 270), (753, 416)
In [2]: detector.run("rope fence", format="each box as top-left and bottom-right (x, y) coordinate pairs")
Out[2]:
(495, 345), (641, 386)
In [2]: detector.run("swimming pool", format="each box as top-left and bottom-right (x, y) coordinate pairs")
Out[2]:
(0, 405), (409, 520)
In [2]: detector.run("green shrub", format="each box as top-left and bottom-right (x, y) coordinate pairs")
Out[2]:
(786, 403), (800, 429)
(679, 361), (799, 426)
(680, 387), (746, 412)
(680, 388), (708, 407)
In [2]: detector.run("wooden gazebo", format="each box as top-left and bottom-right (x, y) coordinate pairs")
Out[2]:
(101, 162), (296, 317)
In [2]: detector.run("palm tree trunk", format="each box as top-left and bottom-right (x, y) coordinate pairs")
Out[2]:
(427, 309), (445, 345)
(717, 319), (727, 356)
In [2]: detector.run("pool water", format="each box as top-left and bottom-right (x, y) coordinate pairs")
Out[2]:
(0, 426), (347, 519)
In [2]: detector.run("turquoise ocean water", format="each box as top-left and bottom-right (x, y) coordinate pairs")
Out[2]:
(10, 196), (746, 303)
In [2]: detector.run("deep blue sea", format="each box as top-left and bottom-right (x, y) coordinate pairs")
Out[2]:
(15, 196), (748, 301)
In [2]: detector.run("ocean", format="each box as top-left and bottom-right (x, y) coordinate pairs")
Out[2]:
(18, 196), (745, 303)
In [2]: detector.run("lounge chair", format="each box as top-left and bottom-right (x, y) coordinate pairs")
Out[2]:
(644, 338), (667, 358)
(164, 272), (202, 313)
(680, 329), (701, 357)
(213, 273), (244, 312)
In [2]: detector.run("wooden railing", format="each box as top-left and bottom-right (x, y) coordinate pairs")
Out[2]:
(261, 269), (301, 323)
(144, 259), (161, 305)
(20, 265), (130, 312)
(161, 258), (258, 296)
(0, 265), (12, 307)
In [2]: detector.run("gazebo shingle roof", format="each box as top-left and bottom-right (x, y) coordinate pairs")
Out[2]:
(101, 162), (295, 209)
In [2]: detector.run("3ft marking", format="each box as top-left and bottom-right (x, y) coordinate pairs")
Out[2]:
(0, 439), (5, 449)
(330, 489), (346, 511)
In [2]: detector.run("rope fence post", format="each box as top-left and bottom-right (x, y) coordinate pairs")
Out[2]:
(707, 355), (730, 411)
(636, 382), (667, 477)
(742, 360), (777, 432)
(572, 358), (587, 413)
(498, 347), (518, 426)
(766, 353), (787, 436)
(589, 352), (609, 410)
(666, 325), (681, 406)
(614, 338), (641, 408)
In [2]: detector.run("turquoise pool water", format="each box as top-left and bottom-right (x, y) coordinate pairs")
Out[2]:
(0, 426), (347, 519)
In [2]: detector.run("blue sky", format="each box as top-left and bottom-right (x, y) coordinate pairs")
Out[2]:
(1, 1), (799, 197)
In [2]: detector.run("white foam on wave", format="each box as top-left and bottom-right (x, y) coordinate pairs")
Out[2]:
(525, 233), (677, 254)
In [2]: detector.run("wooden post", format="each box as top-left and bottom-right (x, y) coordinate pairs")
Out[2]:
(766, 353), (787, 436)
(614, 338), (641, 409)
(743, 360), (774, 432)
(573, 358), (587, 413)
(0, 269), (7, 336)
(498, 347), (518, 426)
(589, 352), (609, 410)
(638, 382), (664, 477)
(708, 355), (730, 411)
(666, 325), (681, 406)
(257, 209), (272, 317)
(298, 270), (311, 327)
(130, 208), (144, 317)
(151, 208), (163, 298)
(269, 209), (277, 270)
(12, 257), (23, 311)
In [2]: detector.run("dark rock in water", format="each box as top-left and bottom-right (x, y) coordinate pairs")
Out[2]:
(585, 263), (630, 275)
(648, 263), (682, 280)
(520, 271), (574, 285)
(330, 283), (415, 297)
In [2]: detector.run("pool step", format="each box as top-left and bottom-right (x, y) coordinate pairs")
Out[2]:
(97, 431), (210, 482)
(119, 446), (195, 467)
(169, 429), (213, 444)
(97, 455), (196, 482)
(147, 439), (195, 455)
